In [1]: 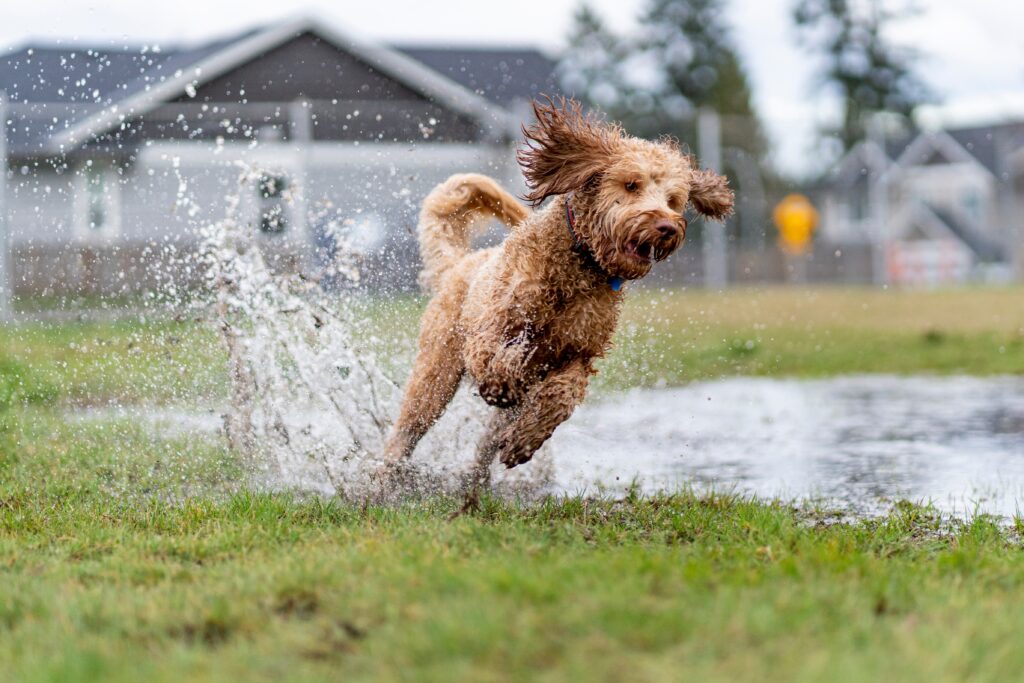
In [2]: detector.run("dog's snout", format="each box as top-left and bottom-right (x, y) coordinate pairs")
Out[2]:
(654, 220), (678, 238)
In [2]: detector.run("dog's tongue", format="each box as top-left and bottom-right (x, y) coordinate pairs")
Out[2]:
(626, 240), (653, 262)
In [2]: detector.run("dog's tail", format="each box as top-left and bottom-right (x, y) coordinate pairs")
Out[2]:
(417, 173), (529, 292)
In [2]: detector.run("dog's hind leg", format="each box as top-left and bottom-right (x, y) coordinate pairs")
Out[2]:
(380, 292), (465, 467)
(476, 357), (591, 471)
(449, 409), (515, 518)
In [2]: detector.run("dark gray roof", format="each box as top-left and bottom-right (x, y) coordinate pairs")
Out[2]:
(946, 122), (1024, 175)
(925, 203), (1005, 262)
(828, 120), (1024, 192)
(1, 23), (551, 157)
(884, 135), (914, 161)
(0, 32), (254, 105)
(1, 29), (258, 155)
(393, 46), (559, 107)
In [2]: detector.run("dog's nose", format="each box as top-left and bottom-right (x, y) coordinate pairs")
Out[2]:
(654, 220), (678, 238)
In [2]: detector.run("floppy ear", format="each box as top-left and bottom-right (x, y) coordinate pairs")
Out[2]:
(517, 97), (621, 206)
(689, 168), (734, 220)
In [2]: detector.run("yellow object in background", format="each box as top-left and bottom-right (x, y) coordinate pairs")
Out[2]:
(773, 194), (819, 255)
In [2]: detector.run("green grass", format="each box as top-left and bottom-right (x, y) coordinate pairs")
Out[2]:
(2, 286), (1022, 408)
(1, 415), (1023, 683)
(600, 285), (1024, 387)
(1, 286), (1023, 681)
(0, 319), (226, 406)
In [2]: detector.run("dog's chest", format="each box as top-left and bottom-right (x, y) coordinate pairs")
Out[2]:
(537, 289), (620, 357)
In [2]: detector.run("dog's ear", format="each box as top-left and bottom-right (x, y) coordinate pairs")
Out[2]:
(688, 168), (734, 220)
(517, 97), (621, 206)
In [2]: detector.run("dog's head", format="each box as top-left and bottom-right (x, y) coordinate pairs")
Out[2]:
(518, 97), (734, 281)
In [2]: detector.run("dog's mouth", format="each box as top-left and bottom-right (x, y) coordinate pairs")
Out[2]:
(623, 239), (656, 264)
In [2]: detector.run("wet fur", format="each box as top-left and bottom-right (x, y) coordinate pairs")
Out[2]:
(380, 98), (733, 488)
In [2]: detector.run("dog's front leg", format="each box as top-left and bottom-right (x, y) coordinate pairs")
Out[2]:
(476, 357), (591, 469)
(476, 333), (535, 408)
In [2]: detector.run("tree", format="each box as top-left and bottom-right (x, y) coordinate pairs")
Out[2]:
(559, 0), (767, 158)
(642, 0), (736, 115)
(557, 4), (633, 121)
(794, 0), (933, 152)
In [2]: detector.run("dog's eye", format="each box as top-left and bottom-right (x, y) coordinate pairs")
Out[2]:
(625, 181), (639, 192)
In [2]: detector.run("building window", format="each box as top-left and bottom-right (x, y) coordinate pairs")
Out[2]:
(961, 189), (981, 222)
(258, 174), (288, 234)
(86, 165), (107, 230)
(77, 161), (119, 241)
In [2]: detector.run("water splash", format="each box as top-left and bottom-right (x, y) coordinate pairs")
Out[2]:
(200, 165), (552, 500)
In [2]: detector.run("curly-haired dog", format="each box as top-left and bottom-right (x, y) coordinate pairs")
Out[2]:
(380, 97), (733, 490)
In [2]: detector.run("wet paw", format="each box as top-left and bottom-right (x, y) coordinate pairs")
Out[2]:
(478, 379), (521, 408)
(499, 444), (535, 469)
(371, 459), (413, 501)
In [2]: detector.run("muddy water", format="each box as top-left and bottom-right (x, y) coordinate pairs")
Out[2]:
(81, 375), (1024, 518)
(550, 375), (1024, 517)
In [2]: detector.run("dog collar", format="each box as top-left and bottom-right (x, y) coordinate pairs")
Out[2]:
(564, 195), (624, 292)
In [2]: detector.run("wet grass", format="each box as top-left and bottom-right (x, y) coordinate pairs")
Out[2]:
(2, 408), (1024, 682)
(600, 285), (1024, 388)
(0, 318), (226, 406)
(2, 285), (1020, 407)
(0, 287), (1023, 680)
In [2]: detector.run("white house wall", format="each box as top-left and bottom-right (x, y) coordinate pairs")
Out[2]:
(127, 140), (520, 245)
(899, 163), (994, 233)
(6, 167), (76, 247)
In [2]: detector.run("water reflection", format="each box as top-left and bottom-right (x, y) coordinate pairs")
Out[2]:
(551, 376), (1024, 518)
(75, 375), (1024, 518)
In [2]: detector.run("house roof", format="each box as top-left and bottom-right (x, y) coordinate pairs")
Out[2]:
(1, 17), (550, 156)
(924, 203), (1006, 262)
(393, 46), (559, 108)
(945, 122), (1024, 175)
(826, 119), (1024, 189)
(0, 30), (259, 154)
(0, 32), (256, 106)
(826, 139), (894, 190)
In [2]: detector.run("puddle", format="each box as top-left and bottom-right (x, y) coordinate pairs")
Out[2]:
(551, 375), (1024, 518)
(78, 374), (1024, 518)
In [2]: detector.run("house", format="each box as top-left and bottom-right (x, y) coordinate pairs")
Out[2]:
(0, 16), (560, 297)
(818, 122), (1024, 286)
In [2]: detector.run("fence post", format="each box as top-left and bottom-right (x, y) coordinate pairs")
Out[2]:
(868, 116), (889, 286)
(289, 98), (312, 268)
(698, 108), (727, 289)
(0, 91), (11, 320)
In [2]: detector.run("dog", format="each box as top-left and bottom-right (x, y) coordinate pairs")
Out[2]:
(380, 97), (733, 491)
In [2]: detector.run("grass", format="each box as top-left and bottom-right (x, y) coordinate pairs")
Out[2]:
(1, 420), (1023, 682)
(2, 286), (1022, 407)
(1, 286), (1022, 681)
(0, 318), (226, 406)
(601, 285), (1024, 388)
(3, 406), (1024, 683)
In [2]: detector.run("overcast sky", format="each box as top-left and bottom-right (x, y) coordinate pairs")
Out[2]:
(2, 1), (1022, 175)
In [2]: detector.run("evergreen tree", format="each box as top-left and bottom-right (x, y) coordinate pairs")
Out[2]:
(642, 0), (768, 159)
(794, 0), (932, 151)
(642, 0), (733, 112)
(557, 4), (633, 119)
(559, 1), (766, 158)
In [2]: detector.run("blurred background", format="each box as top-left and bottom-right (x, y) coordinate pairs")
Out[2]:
(0, 0), (1022, 315)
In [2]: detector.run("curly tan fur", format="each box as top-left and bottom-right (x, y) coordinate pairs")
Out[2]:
(380, 97), (734, 485)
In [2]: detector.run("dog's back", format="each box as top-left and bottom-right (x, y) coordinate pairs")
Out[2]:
(417, 174), (529, 292)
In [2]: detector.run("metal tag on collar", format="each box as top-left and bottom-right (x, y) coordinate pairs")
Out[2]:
(609, 276), (623, 292)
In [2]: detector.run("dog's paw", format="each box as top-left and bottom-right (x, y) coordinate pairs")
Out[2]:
(499, 443), (535, 469)
(371, 459), (412, 502)
(478, 378), (522, 408)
